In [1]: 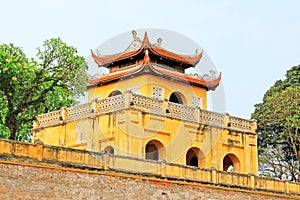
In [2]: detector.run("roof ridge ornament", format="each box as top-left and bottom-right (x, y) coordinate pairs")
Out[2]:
(131, 30), (140, 41)
(203, 70), (217, 81)
(155, 38), (162, 47)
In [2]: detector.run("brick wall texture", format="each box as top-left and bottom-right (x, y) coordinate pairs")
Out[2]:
(0, 162), (295, 200)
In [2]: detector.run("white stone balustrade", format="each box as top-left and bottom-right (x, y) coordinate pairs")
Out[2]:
(34, 93), (257, 133)
(96, 94), (125, 113)
(199, 110), (225, 126)
(228, 116), (252, 132)
(167, 102), (196, 121)
(131, 94), (164, 115)
(35, 110), (61, 126)
(66, 103), (92, 120)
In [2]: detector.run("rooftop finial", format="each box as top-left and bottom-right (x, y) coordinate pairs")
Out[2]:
(142, 32), (150, 44)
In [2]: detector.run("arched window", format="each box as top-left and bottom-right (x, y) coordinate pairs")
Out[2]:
(104, 146), (114, 154)
(145, 140), (165, 161)
(186, 147), (204, 167)
(108, 90), (122, 97)
(223, 154), (240, 172)
(169, 92), (185, 105)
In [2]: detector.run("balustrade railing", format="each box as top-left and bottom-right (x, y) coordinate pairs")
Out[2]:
(167, 102), (196, 121)
(131, 94), (163, 114)
(35, 110), (61, 126)
(96, 94), (125, 113)
(34, 93), (255, 133)
(229, 116), (252, 132)
(199, 110), (225, 126)
(66, 103), (92, 120)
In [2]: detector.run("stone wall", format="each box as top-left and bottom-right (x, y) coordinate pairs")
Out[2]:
(0, 161), (296, 200)
(0, 139), (299, 199)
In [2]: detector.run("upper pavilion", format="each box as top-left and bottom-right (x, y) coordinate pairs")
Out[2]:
(87, 30), (221, 109)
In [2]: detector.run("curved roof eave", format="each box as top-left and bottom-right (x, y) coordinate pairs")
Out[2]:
(88, 62), (221, 91)
(91, 32), (203, 67)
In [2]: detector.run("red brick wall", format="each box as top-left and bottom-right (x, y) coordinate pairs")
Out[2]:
(0, 162), (294, 200)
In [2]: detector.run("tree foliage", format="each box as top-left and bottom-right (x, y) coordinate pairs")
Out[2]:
(252, 65), (300, 181)
(0, 38), (87, 141)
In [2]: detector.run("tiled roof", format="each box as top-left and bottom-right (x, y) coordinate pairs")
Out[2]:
(88, 62), (221, 90)
(91, 32), (203, 68)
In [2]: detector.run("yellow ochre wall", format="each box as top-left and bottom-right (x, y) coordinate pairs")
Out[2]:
(88, 74), (207, 109)
(34, 106), (258, 174)
(33, 70), (258, 176)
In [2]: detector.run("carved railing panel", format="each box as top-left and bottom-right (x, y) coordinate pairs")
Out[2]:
(167, 102), (196, 121)
(199, 110), (224, 126)
(229, 116), (252, 132)
(96, 95), (125, 113)
(131, 94), (163, 114)
(66, 103), (92, 120)
(34, 93), (255, 133)
(36, 110), (61, 126)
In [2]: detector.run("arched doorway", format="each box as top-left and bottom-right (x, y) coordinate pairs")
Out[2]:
(108, 90), (122, 97)
(104, 146), (114, 154)
(169, 92), (185, 104)
(223, 154), (240, 172)
(145, 140), (165, 161)
(186, 147), (204, 167)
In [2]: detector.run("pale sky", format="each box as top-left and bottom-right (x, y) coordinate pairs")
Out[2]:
(1, 0), (299, 119)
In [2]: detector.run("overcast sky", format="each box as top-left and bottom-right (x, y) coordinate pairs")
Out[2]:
(1, 0), (299, 119)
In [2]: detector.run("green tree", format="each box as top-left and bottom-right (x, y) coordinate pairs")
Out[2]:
(0, 38), (87, 141)
(252, 65), (300, 181)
